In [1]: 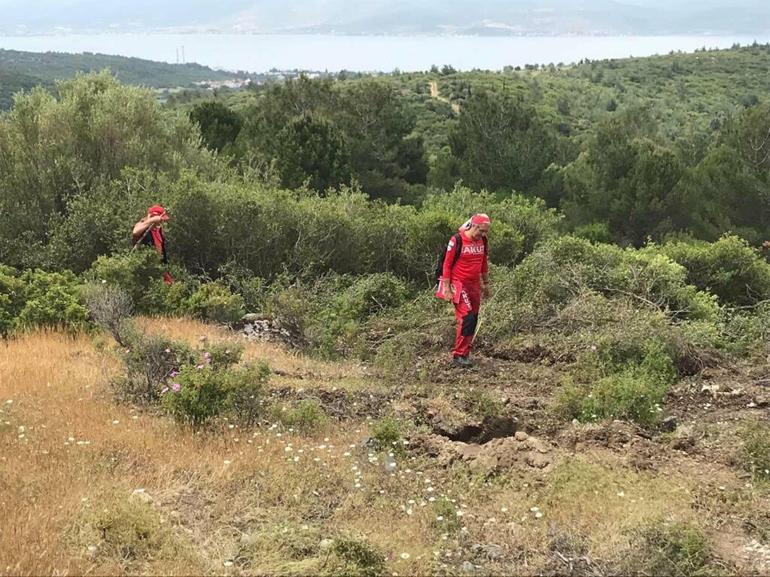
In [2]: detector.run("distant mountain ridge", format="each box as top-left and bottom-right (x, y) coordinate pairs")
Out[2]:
(1, 0), (770, 36)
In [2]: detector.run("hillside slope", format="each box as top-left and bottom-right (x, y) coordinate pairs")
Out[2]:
(2, 318), (769, 574)
(0, 48), (240, 109)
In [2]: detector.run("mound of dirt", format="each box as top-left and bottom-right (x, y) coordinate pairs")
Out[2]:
(557, 420), (665, 471)
(410, 431), (554, 476)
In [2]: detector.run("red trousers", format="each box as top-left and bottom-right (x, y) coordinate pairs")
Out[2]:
(452, 283), (481, 357)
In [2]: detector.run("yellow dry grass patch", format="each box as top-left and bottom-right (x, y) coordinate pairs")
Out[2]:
(137, 316), (379, 392)
(0, 325), (436, 575)
(2, 320), (763, 575)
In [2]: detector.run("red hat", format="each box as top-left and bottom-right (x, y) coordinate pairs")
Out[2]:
(148, 204), (169, 221)
(471, 213), (491, 226)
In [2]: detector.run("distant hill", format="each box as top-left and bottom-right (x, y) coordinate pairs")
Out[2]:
(0, 49), (241, 109)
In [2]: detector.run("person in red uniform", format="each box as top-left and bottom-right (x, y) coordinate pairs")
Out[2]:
(132, 204), (174, 284)
(440, 213), (491, 368)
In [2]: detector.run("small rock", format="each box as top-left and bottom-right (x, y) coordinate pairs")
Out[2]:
(131, 488), (153, 504)
(514, 431), (529, 441)
(660, 415), (678, 433)
(384, 454), (398, 472)
(86, 545), (99, 558)
(461, 561), (476, 573)
(475, 543), (504, 561)
(319, 539), (334, 551)
(525, 452), (551, 469)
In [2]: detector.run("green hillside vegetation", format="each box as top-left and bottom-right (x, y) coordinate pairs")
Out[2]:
(0, 48), (240, 109)
(2, 47), (770, 575)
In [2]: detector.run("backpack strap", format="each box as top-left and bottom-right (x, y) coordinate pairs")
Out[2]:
(450, 233), (463, 270)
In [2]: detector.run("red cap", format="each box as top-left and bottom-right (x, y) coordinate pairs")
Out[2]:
(148, 204), (169, 221)
(471, 213), (491, 226)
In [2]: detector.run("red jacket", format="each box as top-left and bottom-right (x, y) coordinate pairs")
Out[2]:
(442, 230), (488, 286)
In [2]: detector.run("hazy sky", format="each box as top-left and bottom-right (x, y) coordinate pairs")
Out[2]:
(1, 0), (768, 36)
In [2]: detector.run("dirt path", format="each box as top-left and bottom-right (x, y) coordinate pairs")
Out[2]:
(429, 80), (460, 114)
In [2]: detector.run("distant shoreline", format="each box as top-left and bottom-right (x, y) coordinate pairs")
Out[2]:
(2, 33), (768, 74)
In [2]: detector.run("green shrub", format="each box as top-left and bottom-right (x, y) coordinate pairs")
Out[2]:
(659, 235), (770, 307)
(163, 362), (270, 428)
(371, 417), (402, 452)
(740, 419), (770, 481)
(621, 521), (710, 576)
(224, 362), (271, 427)
(431, 497), (461, 534)
(265, 283), (314, 346)
(139, 274), (197, 316)
(573, 222), (612, 244)
(491, 236), (720, 334)
(204, 341), (245, 369)
(217, 261), (268, 312)
(0, 265), (28, 335)
(557, 341), (677, 427)
(366, 293), (450, 369)
(71, 493), (193, 565)
(310, 273), (411, 358)
(332, 538), (387, 577)
(14, 269), (89, 333)
(275, 400), (328, 433)
(723, 303), (770, 356)
(185, 281), (245, 324)
(88, 249), (165, 312)
(162, 365), (230, 428)
(115, 333), (196, 404)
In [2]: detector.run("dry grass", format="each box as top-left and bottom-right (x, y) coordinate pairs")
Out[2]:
(2, 320), (767, 575)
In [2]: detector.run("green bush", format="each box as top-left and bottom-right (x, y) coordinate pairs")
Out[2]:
(185, 281), (245, 324)
(658, 235), (770, 307)
(217, 261), (268, 312)
(88, 249), (165, 312)
(163, 362), (270, 428)
(621, 521), (710, 576)
(14, 269), (89, 333)
(310, 273), (411, 358)
(71, 493), (193, 565)
(740, 419), (770, 481)
(0, 265), (27, 336)
(332, 538), (387, 577)
(162, 365), (229, 428)
(138, 273), (197, 317)
(573, 222), (612, 244)
(224, 362), (271, 427)
(370, 417), (402, 452)
(116, 333), (196, 404)
(431, 497), (461, 534)
(274, 400), (328, 433)
(558, 341), (677, 427)
(723, 303), (770, 356)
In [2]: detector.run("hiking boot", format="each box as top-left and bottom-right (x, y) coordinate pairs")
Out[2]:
(452, 355), (473, 368)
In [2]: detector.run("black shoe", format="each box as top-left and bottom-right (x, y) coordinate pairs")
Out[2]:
(452, 355), (473, 368)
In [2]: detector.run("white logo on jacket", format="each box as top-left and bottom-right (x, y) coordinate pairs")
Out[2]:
(462, 245), (485, 255)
